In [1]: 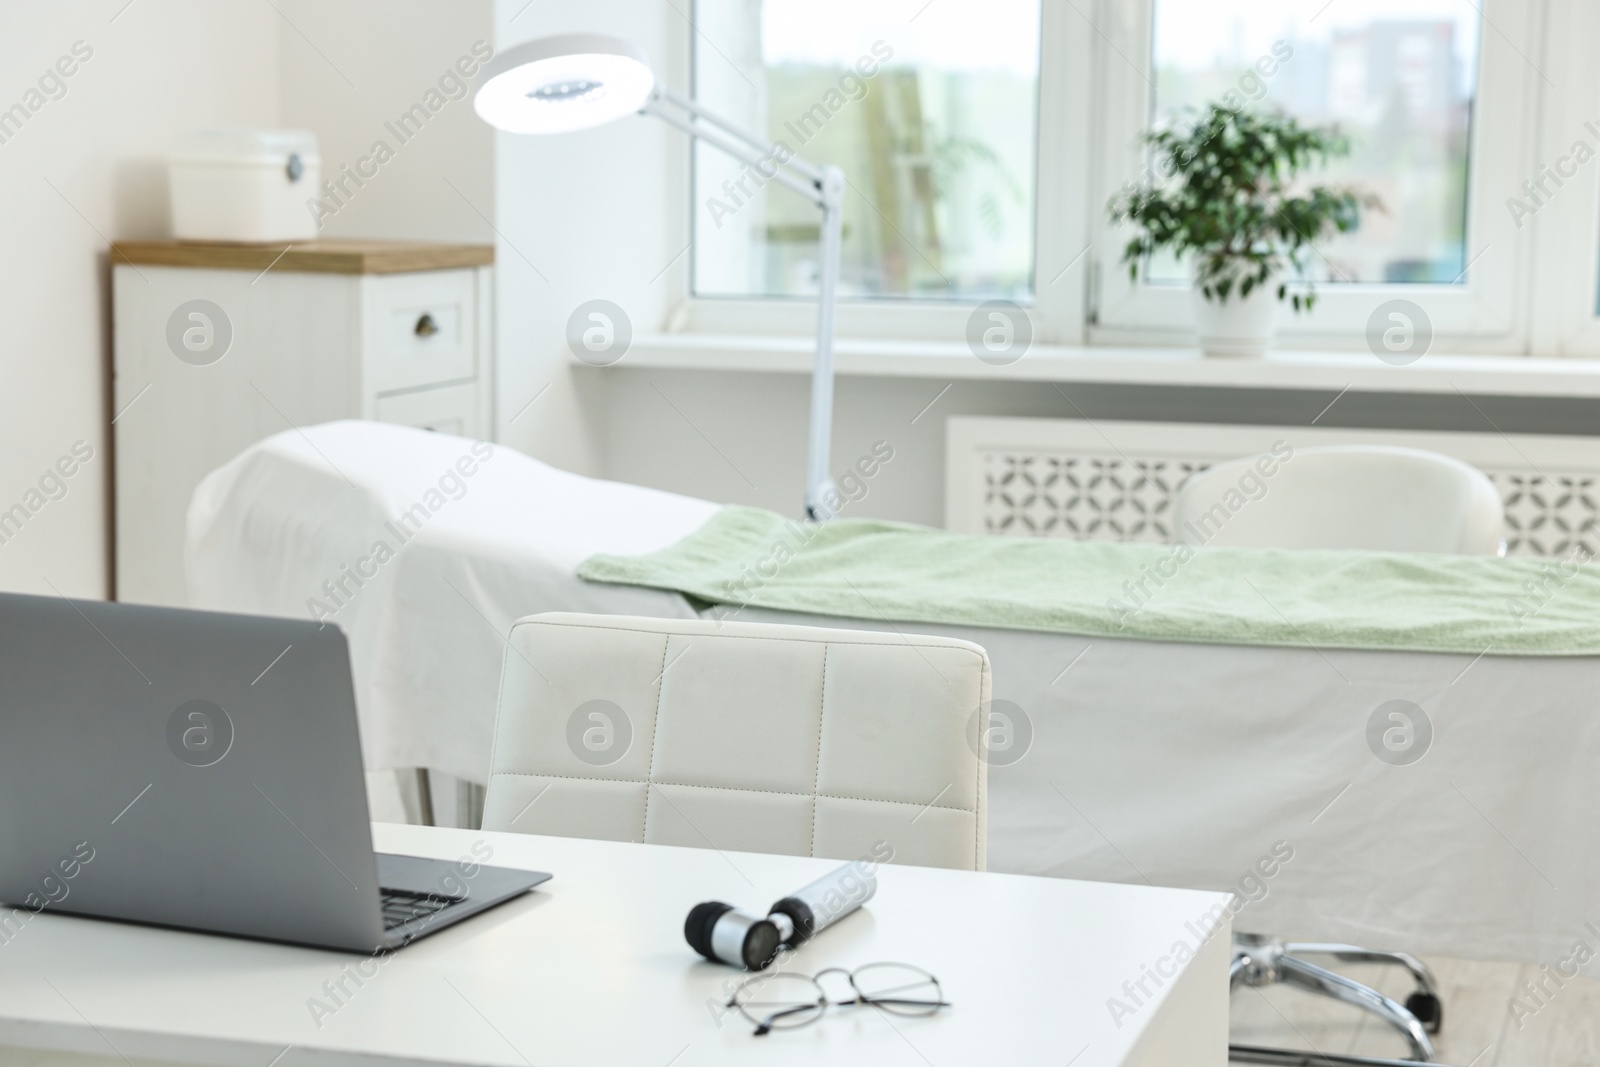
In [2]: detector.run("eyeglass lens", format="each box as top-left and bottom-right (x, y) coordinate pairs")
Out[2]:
(848, 962), (945, 1016)
(731, 963), (946, 1035)
(731, 972), (827, 1033)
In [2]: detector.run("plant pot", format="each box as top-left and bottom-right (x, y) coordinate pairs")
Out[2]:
(1190, 263), (1278, 358)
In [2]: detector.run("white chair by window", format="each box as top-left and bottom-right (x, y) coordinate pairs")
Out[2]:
(481, 613), (990, 871)
(1175, 444), (1503, 1059)
(1172, 444), (1506, 557)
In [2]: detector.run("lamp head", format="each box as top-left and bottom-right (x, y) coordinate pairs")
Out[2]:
(474, 33), (656, 135)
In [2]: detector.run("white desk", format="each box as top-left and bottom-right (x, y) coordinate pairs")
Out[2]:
(0, 825), (1231, 1067)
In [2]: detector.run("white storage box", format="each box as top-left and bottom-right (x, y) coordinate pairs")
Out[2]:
(168, 129), (321, 242)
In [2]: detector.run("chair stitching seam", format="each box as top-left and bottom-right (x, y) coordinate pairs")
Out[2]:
(810, 644), (829, 857)
(640, 635), (671, 842)
(487, 772), (976, 814)
(973, 661), (988, 870)
(974, 673), (983, 870)
(516, 620), (986, 661)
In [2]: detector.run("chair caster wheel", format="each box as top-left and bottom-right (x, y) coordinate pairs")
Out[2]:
(1405, 991), (1443, 1034)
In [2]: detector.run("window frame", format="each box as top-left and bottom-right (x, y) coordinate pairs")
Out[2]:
(671, 0), (1581, 360)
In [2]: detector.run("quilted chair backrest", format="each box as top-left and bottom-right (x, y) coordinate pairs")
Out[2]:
(481, 612), (991, 870)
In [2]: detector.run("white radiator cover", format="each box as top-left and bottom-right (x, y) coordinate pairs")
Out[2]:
(946, 417), (1600, 558)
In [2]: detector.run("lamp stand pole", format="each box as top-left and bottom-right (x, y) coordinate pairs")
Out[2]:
(806, 166), (845, 520)
(641, 88), (843, 521)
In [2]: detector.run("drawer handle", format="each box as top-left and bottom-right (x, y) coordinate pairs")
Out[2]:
(414, 313), (439, 338)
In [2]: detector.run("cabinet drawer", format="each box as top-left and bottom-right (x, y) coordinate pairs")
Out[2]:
(364, 270), (478, 394)
(374, 382), (481, 437)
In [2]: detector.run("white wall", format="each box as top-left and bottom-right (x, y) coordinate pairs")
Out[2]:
(0, 0), (280, 598)
(0, 0), (496, 601)
(604, 366), (1600, 527)
(276, 0), (494, 243)
(603, 369), (1088, 526)
(490, 0), (681, 479)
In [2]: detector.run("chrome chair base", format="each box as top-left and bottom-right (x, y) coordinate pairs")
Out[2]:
(1229, 1046), (1446, 1067)
(1230, 933), (1443, 1063)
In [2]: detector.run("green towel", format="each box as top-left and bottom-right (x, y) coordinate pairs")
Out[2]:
(577, 506), (1600, 656)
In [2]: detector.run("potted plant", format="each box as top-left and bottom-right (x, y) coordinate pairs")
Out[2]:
(1108, 105), (1379, 357)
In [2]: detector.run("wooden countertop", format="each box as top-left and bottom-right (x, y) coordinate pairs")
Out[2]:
(109, 239), (494, 275)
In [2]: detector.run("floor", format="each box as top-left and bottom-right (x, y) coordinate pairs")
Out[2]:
(1230, 952), (1600, 1065)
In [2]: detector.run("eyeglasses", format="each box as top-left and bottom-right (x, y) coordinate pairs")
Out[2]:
(726, 962), (949, 1036)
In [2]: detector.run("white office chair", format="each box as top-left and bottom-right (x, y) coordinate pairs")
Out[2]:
(1172, 445), (1506, 556)
(1175, 445), (1503, 1063)
(481, 613), (991, 871)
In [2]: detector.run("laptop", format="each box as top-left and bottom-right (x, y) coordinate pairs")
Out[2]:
(0, 591), (549, 953)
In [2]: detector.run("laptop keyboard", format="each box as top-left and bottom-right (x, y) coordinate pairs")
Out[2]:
(379, 887), (464, 930)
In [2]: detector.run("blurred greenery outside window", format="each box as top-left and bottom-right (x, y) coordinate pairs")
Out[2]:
(691, 0), (1040, 304)
(1146, 0), (1481, 286)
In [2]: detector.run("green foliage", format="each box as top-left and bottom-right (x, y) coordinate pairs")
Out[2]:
(1107, 105), (1380, 312)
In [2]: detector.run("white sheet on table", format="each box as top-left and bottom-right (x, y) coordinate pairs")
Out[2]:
(186, 421), (1595, 962)
(186, 421), (719, 782)
(724, 606), (1597, 965)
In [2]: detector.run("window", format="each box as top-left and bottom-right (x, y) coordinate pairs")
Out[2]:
(1090, 0), (1535, 350)
(690, 0), (1041, 303)
(1527, 0), (1600, 355)
(1148, 0), (1481, 285)
(679, 0), (1573, 356)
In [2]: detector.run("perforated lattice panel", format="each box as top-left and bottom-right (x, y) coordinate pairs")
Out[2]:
(979, 450), (1598, 558)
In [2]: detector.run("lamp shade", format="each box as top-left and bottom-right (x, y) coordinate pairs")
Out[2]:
(473, 33), (656, 135)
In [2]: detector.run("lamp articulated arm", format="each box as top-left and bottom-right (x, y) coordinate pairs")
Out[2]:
(640, 88), (845, 521)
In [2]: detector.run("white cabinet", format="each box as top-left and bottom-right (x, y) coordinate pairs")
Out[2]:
(111, 240), (494, 607)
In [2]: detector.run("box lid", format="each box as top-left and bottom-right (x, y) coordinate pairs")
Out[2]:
(169, 128), (321, 166)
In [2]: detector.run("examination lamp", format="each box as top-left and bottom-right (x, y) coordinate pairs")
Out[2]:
(474, 33), (846, 520)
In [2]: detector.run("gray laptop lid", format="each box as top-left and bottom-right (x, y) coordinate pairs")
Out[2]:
(0, 592), (387, 952)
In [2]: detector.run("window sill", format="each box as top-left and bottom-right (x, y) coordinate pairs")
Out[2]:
(610, 334), (1600, 398)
